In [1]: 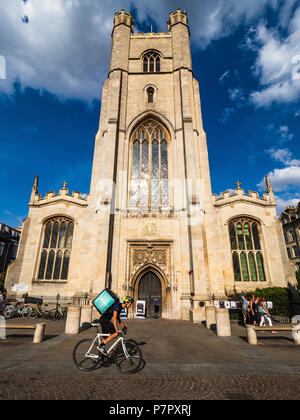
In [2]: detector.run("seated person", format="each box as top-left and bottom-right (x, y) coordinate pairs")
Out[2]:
(99, 296), (133, 354)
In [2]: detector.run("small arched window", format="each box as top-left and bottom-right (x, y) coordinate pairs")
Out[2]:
(147, 87), (154, 103)
(38, 216), (74, 280)
(228, 217), (266, 282)
(143, 52), (161, 73)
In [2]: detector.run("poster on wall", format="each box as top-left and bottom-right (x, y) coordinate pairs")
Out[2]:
(230, 301), (237, 309)
(213, 301), (220, 309)
(267, 301), (273, 309)
(11, 284), (28, 293)
(224, 301), (231, 309)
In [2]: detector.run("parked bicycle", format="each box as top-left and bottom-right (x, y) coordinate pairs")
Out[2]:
(49, 303), (67, 321)
(4, 302), (32, 319)
(73, 324), (143, 374)
(29, 303), (51, 319)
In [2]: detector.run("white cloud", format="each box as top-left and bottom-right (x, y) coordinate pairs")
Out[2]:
(249, 5), (300, 107)
(0, 0), (121, 101)
(275, 195), (300, 215)
(266, 148), (300, 165)
(218, 107), (235, 124)
(219, 70), (230, 84)
(258, 165), (300, 192)
(228, 87), (244, 101)
(0, 0), (282, 102)
(258, 147), (300, 197)
(267, 124), (294, 144)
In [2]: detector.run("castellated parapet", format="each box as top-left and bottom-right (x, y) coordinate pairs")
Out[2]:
(113, 10), (134, 32)
(212, 187), (277, 208)
(29, 187), (89, 208)
(167, 9), (189, 30)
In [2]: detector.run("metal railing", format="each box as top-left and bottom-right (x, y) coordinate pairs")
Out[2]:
(8, 292), (91, 310)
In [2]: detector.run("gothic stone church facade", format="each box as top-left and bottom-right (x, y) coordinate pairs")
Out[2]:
(6, 10), (296, 321)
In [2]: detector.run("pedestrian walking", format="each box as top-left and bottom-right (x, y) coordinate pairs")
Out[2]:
(153, 298), (159, 319)
(240, 294), (249, 326)
(250, 295), (260, 325)
(258, 297), (278, 334)
(0, 288), (5, 316)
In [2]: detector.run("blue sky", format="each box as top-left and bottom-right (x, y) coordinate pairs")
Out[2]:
(0, 0), (300, 227)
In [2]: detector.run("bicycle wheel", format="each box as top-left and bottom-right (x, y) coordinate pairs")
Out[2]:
(29, 309), (38, 319)
(62, 308), (68, 320)
(4, 305), (14, 319)
(49, 309), (57, 321)
(43, 310), (50, 319)
(114, 340), (143, 374)
(73, 339), (102, 372)
(22, 307), (32, 319)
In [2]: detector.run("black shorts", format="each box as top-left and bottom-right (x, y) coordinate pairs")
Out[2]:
(100, 319), (115, 335)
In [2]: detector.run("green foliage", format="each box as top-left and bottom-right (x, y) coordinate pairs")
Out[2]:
(249, 287), (290, 317)
(227, 287), (291, 317)
(296, 270), (300, 292)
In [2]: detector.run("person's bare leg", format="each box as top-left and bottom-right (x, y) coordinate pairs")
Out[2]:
(102, 332), (118, 345)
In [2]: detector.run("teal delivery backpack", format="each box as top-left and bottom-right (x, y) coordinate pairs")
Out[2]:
(92, 289), (120, 315)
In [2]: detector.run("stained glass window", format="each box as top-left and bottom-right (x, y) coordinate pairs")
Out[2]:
(38, 217), (74, 280)
(229, 223), (237, 250)
(129, 119), (169, 211)
(228, 217), (266, 282)
(232, 252), (241, 282)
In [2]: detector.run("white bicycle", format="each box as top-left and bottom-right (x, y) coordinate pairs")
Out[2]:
(72, 324), (143, 374)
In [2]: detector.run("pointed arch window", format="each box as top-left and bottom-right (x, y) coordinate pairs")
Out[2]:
(147, 87), (154, 103)
(143, 52), (161, 73)
(228, 218), (266, 282)
(129, 119), (169, 211)
(38, 216), (74, 281)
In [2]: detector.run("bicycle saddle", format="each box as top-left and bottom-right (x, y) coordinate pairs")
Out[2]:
(91, 321), (101, 327)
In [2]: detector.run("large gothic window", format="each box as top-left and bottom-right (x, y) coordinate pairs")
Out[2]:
(143, 52), (161, 73)
(129, 119), (169, 211)
(38, 217), (74, 280)
(229, 217), (266, 282)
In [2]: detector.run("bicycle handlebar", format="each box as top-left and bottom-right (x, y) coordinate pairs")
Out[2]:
(118, 327), (127, 336)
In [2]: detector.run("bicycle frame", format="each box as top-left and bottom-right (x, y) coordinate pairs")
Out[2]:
(85, 333), (129, 360)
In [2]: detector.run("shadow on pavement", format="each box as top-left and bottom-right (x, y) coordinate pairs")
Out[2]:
(4, 334), (58, 342)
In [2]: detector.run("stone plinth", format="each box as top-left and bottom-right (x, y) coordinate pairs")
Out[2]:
(205, 306), (216, 330)
(216, 308), (231, 337)
(80, 305), (92, 326)
(33, 323), (46, 344)
(65, 306), (80, 334)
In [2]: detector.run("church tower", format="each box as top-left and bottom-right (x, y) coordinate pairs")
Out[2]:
(5, 10), (296, 321)
(88, 9), (226, 320)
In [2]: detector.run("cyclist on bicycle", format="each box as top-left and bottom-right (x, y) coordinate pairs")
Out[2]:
(99, 296), (134, 354)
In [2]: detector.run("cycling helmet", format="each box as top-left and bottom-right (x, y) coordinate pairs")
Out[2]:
(123, 296), (134, 304)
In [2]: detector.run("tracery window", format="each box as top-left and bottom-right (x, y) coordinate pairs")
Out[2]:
(229, 217), (266, 282)
(143, 52), (161, 73)
(129, 119), (169, 211)
(38, 217), (74, 280)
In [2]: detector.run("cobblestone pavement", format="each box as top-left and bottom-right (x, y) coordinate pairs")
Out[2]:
(0, 318), (299, 400)
(0, 372), (299, 400)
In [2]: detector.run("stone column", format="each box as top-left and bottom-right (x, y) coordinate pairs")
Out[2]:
(216, 308), (231, 337)
(33, 323), (46, 344)
(292, 326), (300, 345)
(80, 305), (92, 327)
(65, 306), (80, 334)
(246, 325), (257, 345)
(92, 306), (99, 322)
(205, 305), (216, 330)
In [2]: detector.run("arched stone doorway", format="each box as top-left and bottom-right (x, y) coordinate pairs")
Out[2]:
(138, 270), (162, 318)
